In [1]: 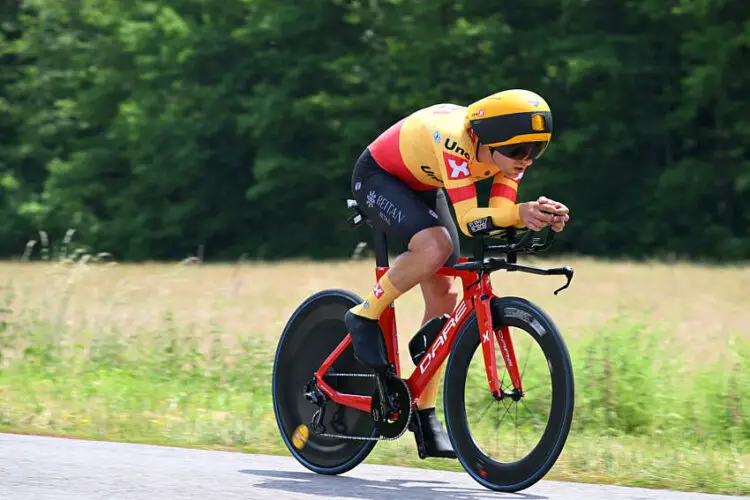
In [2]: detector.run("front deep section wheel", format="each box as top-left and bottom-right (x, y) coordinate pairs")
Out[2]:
(272, 289), (377, 475)
(444, 296), (575, 492)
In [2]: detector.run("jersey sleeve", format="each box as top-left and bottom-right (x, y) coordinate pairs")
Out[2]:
(437, 147), (525, 236)
(488, 175), (526, 229)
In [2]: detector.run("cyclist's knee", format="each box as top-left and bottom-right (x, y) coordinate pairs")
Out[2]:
(408, 227), (454, 269)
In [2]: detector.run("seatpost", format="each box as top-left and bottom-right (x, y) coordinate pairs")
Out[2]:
(372, 226), (389, 267)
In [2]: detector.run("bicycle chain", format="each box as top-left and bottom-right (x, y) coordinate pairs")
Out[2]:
(314, 373), (413, 442)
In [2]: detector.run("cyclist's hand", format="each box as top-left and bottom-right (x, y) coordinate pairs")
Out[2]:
(538, 196), (570, 232)
(519, 201), (555, 231)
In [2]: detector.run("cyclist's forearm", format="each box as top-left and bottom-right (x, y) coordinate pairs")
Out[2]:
(461, 206), (524, 230)
(484, 174), (524, 229)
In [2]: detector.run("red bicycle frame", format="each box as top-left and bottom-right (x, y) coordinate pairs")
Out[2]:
(314, 256), (523, 414)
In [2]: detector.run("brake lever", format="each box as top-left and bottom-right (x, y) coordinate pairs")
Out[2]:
(553, 266), (574, 295)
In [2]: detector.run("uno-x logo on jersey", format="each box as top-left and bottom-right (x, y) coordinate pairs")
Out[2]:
(373, 283), (384, 298)
(444, 139), (470, 160)
(443, 152), (470, 180)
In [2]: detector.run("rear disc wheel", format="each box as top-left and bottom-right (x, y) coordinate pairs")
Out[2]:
(272, 289), (377, 475)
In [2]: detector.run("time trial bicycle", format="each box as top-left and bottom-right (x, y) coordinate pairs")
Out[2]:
(272, 198), (576, 492)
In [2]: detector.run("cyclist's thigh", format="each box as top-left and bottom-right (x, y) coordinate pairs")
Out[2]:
(351, 149), (442, 246)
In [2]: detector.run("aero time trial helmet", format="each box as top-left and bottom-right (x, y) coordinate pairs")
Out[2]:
(466, 89), (553, 160)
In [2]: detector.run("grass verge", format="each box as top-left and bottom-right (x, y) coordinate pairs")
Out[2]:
(1, 317), (748, 496)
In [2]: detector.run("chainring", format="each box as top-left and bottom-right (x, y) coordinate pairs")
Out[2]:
(370, 376), (412, 438)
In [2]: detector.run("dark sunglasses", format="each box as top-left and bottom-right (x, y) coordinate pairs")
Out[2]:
(491, 141), (549, 160)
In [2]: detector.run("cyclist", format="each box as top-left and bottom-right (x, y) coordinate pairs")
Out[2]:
(345, 89), (570, 458)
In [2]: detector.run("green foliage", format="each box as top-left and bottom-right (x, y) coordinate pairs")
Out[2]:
(571, 316), (750, 451)
(574, 319), (663, 436)
(1, 313), (749, 494)
(1, 0), (749, 260)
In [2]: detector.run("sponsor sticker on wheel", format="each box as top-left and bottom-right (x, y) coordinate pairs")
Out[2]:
(292, 424), (310, 449)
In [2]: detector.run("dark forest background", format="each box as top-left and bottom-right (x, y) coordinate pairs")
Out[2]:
(1, 0), (748, 261)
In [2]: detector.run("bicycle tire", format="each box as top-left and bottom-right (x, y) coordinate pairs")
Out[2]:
(272, 288), (378, 475)
(443, 296), (575, 492)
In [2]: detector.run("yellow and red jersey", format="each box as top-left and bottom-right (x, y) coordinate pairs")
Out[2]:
(368, 103), (526, 236)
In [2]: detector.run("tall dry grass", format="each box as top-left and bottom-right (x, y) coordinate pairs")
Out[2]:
(2, 249), (748, 372)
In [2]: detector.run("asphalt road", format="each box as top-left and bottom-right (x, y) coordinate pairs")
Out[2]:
(0, 433), (746, 500)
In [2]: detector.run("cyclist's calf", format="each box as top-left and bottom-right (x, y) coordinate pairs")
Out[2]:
(420, 274), (459, 318)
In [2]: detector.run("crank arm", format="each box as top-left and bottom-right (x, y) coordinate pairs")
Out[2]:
(373, 371), (392, 418)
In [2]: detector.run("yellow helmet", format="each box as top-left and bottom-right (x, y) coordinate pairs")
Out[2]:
(467, 89), (553, 160)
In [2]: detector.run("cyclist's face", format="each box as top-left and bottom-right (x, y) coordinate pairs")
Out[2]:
(491, 149), (533, 179)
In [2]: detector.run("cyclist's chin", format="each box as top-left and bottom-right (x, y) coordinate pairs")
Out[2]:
(503, 165), (525, 180)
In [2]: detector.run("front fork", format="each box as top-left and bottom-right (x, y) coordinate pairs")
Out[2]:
(472, 273), (524, 400)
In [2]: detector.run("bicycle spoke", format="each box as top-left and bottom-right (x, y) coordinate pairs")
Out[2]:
(500, 332), (550, 462)
(520, 384), (544, 393)
(470, 397), (497, 426)
(500, 379), (511, 393)
(494, 397), (515, 429)
(513, 403), (518, 459)
(520, 335), (533, 379)
(515, 406), (534, 450)
(495, 401), (500, 457)
(520, 386), (553, 405)
(520, 398), (545, 431)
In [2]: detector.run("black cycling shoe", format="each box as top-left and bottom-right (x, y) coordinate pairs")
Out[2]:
(344, 310), (390, 370)
(416, 408), (456, 459)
